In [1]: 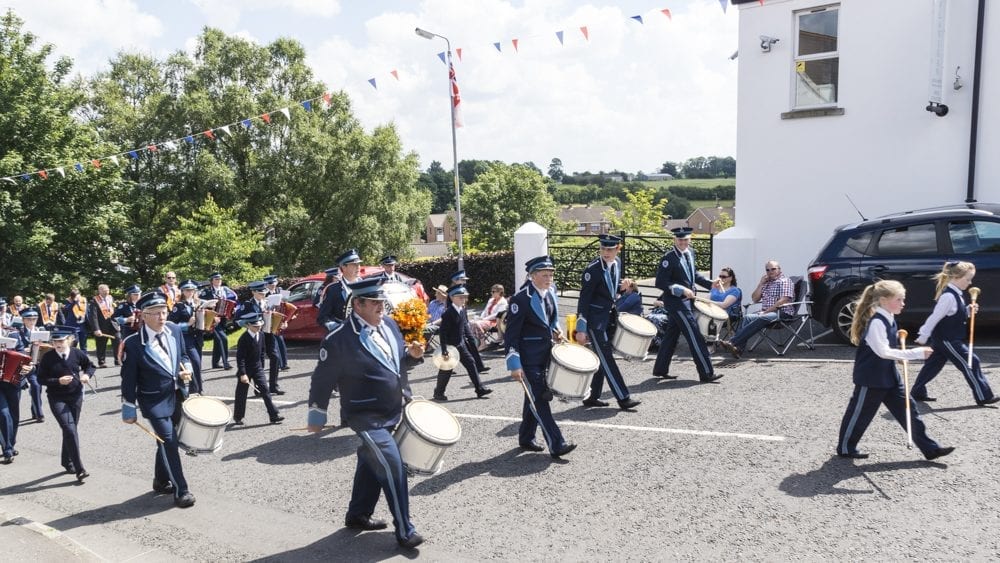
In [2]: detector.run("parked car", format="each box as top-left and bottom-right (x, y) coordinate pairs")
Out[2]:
(807, 203), (1000, 343)
(280, 267), (428, 341)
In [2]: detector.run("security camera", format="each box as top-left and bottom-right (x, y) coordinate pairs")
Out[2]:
(759, 35), (779, 52)
(926, 102), (949, 117)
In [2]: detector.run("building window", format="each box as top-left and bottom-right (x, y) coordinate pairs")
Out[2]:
(590, 224), (600, 232)
(576, 223), (586, 232)
(793, 5), (839, 109)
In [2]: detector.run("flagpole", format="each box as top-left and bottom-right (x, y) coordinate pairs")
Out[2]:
(415, 27), (465, 271)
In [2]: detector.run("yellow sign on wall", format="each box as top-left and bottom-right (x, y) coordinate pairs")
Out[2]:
(795, 61), (806, 73)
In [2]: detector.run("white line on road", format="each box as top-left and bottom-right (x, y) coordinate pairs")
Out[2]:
(201, 395), (298, 406)
(453, 413), (787, 442)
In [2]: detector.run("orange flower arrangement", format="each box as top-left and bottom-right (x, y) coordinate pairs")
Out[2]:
(391, 298), (430, 345)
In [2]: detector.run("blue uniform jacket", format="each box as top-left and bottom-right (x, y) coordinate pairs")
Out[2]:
(120, 322), (191, 419)
(576, 257), (620, 333)
(37, 348), (95, 399)
(308, 314), (417, 432)
(504, 283), (561, 371)
(114, 300), (141, 339)
(316, 279), (350, 328)
(655, 246), (712, 305)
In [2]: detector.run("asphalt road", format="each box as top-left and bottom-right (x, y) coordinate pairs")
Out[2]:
(3, 331), (1000, 561)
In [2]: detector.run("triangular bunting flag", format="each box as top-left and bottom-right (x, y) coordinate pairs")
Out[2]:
(147, 145), (158, 152)
(661, 8), (672, 20)
(719, 0), (727, 13)
(456, 48), (462, 61)
(322, 92), (332, 107)
(110, 155), (119, 165)
(556, 30), (564, 45)
(261, 113), (271, 124)
(512, 39), (519, 52)
(580, 26), (589, 40)
(21, 174), (30, 181)
(631, 15), (643, 24)
(185, 135), (195, 144)
(368, 78), (377, 89)
(301, 100), (312, 112)
(129, 150), (139, 159)
(91, 159), (101, 168)
(74, 163), (84, 172)
(242, 119), (252, 129)
(760, 0), (765, 5)
(219, 125), (231, 137)
(56, 167), (65, 178)
(280, 107), (291, 120)
(38, 170), (48, 180)
(391, 69), (399, 80)
(493, 42), (501, 53)
(161, 142), (175, 151)
(437, 51), (446, 65)
(204, 130), (215, 140)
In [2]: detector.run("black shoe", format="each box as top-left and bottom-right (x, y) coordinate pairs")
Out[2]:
(475, 387), (493, 398)
(478, 366), (491, 372)
(719, 340), (742, 359)
(925, 446), (955, 461)
(837, 451), (869, 459)
(911, 395), (936, 402)
(618, 398), (641, 411)
(175, 492), (196, 508)
(397, 532), (424, 549)
(582, 398), (609, 407)
(551, 443), (577, 459)
(36, 416), (45, 423)
(271, 388), (286, 396)
(270, 415), (285, 424)
(519, 442), (545, 452)
(231, 419), (245, 426)
(652, 373), (679, 380)
(152, 480), (175, 495)
(76, 470), (89, 482)
(11, 449), (17, 456)
(280, 366), (290, 371)
(432, 394), (448, 402)
(98, 363), (107, 369)
(345, 515), (389, 531)
(212, 364), (222, 369)
(2, 454), (12, 464)
(65, 465), (77, 474)
(222, 364), (234, 370)
(976, 397), (1000, 406)
(701, 373), (725, 383)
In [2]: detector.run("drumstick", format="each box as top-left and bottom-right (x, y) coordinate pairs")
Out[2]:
(898, 329), (914, 450)
(967, 287), (980, 368)
(133, 419), (165, 444)
(518, 376), (540, 412)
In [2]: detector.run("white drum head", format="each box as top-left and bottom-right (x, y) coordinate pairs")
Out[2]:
(432, 345), (460, 370)
(694, 300), (729, 320)
(616, 313), (657, 336)
(405, 399), (462, 445)
(551, 343), (600, 372)
(182, 396), (232, 426)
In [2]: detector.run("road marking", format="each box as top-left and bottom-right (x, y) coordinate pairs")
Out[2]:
(202, 395), (297, 406)
(453, 413), (787, 442)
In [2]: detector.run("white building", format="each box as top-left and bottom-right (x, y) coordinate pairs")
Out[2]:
(716, 0), (1000, 284)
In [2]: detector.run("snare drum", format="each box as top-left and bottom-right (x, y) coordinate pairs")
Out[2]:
(547, 343), (600, 398)
(610, 313), (657, 360)
(0, 350), (32, 386)
(394, 399), (462, 475)
(693, 300), (729, 343)
(216, 299), (237, 319)
(177, 396), (232, 454)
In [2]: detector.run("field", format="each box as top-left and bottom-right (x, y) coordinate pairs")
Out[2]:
(638, 178), (736, 189)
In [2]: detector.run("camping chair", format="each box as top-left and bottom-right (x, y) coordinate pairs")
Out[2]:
(478, 311), (507, 351)
(745, 276), (816, 356)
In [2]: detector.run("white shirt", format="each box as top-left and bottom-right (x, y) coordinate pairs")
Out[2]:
(867, 307), (925, 361)
(143, 325), (173, 367)
(917, 283), (963, 343)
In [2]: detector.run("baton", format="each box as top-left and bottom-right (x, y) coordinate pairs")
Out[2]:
(898, 329), (914, 449)
(132, 419), (165, 444)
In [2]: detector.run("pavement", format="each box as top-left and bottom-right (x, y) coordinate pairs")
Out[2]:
(4, 326), (1000, 561)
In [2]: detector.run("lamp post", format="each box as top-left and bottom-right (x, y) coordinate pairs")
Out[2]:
(415, 26), (464, 270)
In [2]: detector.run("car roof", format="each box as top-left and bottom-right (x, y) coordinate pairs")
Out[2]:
(292, 266), (410, 283)
(838, 202), (1000, 232)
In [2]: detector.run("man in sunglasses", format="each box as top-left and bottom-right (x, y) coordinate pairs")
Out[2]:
(719, 260), (794, 359)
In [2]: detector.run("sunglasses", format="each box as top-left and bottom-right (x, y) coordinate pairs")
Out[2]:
(766, 268), (779, 272)
(719, 274), (731, 279)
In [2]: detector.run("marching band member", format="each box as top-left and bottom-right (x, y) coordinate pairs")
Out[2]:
(62, 288), (89, 352)
(86, 284), (118, 368)
(120, 292), (196, 508)
(0, 298), (12, 335)
(264, 275), (290, 371)
(316, 249), (363, 330)
(15, 309), (45, 423)
(1, 304), (34, 463)
(505, 255), (576, 458)
(575, 234), (641, 411)
(39, 293), (64, 330)
(447, 270), (490, 374)
(651, 227), (722, 383)
(232, 312), (284, 425)
(238, 281), (284, 395)
(313, 267), (340, 307)
(168, 280), (205, 394)
(159, 271), (180, 310)
(37, 327), (95, 480)
(380, 255), (402, 283)
(207, 273), (236, 370)
(432, 285), (493, 401)
(307, 276), (426, 549)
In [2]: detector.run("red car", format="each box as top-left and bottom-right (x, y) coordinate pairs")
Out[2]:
(280, 266), (428, 341)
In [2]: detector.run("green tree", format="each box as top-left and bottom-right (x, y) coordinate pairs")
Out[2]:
(157, 194), (270, 285)
(462, 163), (562, 251)
(605, 189), (667, 235)
(714, 210), (734, 232)
(0, 11), (128, 297)
(417, 160), (455, 213)
(659, 161), (679, 176)
(547, 157), (564, 181)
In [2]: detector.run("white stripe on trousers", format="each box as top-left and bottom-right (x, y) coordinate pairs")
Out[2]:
(941, 340), (987, 401)
(359, 431), (407, 539)
(839, 386), (869, 454)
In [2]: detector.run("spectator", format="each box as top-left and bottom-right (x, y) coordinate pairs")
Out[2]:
(719, 260), (794, 359)
(472, 284), (508, 346)
(710, 267), (743, 320)
(615, 278), (643, 316)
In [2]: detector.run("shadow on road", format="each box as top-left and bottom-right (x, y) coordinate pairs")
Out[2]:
(410, 447), (558, 496)
(250, 527), (419, 562)
(221, 431), (357, 465)
(779, 456), (946, 498)
(40, 491), (177, 532)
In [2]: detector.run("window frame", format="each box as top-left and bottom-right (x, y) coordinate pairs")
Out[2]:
(791, 4), (841, 110)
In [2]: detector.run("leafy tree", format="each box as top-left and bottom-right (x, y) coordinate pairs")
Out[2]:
(157, 194), (270, 285)
(462, 163), (561, 251)
(605, 189), (667, 235)
(548, 157), (564, 181)
(659, 161), (679, 176)
(418, 160), (455, 213)
(714, 210), (734, 232)
(457, 159), (494, 185)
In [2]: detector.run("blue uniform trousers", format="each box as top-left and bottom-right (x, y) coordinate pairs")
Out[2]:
(212, 323), (230, 367)
(837, 384), (940, 456)
(0, 382), (20, 456)
(587, 325), (630, 401)
(263, 333), (281, 391)
(27, 371), (44, 419)
(234, 373), (279, 421)
(911, 338), (994, 403)
(49, 394), (85, 472)
(183, 333), (203, 394)
(519, 363), (567, 452)
(276, 334), (289, 369)
(148, 394), (190, 497)
(652, 303), (715, 379)
(349, 427), (417, 543)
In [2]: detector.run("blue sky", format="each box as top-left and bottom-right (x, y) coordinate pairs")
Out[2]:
(7, 0), (739, 175)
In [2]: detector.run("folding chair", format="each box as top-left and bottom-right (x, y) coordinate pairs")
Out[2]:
(745, 276), (816, 356)
(478, 311), (507, 351)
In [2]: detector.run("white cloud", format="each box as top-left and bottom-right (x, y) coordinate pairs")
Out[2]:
(188, 0), (341, 31)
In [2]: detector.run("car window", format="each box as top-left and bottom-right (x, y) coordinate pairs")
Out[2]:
(874, 223), (938, 255)
(949, 220), (1000, 254)
(837, 231), (873, 257)
(287, 281), (321, 303)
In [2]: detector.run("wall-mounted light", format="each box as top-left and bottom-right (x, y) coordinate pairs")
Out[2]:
(926, 101), (949, 117)
(759, 35), (779, 52)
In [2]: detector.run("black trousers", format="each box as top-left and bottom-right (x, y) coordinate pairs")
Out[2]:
(234, 372), (279, 421)
(263, 333), (281, 391)
(94, 334), (119, 365)
(49, 393), (85, 472)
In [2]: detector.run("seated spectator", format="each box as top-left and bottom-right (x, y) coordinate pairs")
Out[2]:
(423, 285), (450, 353)
(645, 299), (670, 351)
(718, 260), (794, 359)
(615, 278), (643, 316)
(472, 284), (507, 347)
(710, 267), (743, 321)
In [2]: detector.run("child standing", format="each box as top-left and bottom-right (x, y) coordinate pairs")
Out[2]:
(911, 261), (999, 406)
(836, 280), (954, 461)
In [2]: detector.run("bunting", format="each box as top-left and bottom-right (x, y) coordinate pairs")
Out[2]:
(455, 48), (462, 61)
(556, 30), (564, 45)
(512, 38), (519, 52)
(368, 78), (377, 89)
(580, 26), (589, 41)
(493, 42), (501, 53)
(631, 15), (644, 24)
(437, 51), (446, 65)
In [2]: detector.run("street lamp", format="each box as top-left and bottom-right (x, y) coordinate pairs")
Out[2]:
(415, 26), (464, 270)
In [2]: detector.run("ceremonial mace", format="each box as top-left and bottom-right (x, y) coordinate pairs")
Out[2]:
(898, 329), (914, 449)
(967, 286), (980, 369)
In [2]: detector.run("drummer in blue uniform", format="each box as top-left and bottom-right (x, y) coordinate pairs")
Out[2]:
(307, 276), (427, 549)
(15, 308), (46, 423)
(505, 255), (576, 458)
(575, 234), (641, 411)
(168, 280), (205, 394)
(120, 291), (196, 508)
(380, 256), (402, 283)
(264, 275), (290, 371)
(317, 249), (363, 330)
(36, 327), (96, 480)
(652, 227), (723, 383)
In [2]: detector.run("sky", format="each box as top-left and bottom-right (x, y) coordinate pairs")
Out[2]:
(5, 0), (740, 175)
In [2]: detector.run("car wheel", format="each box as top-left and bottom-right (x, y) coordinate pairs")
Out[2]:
(832, 293), (860, 345)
